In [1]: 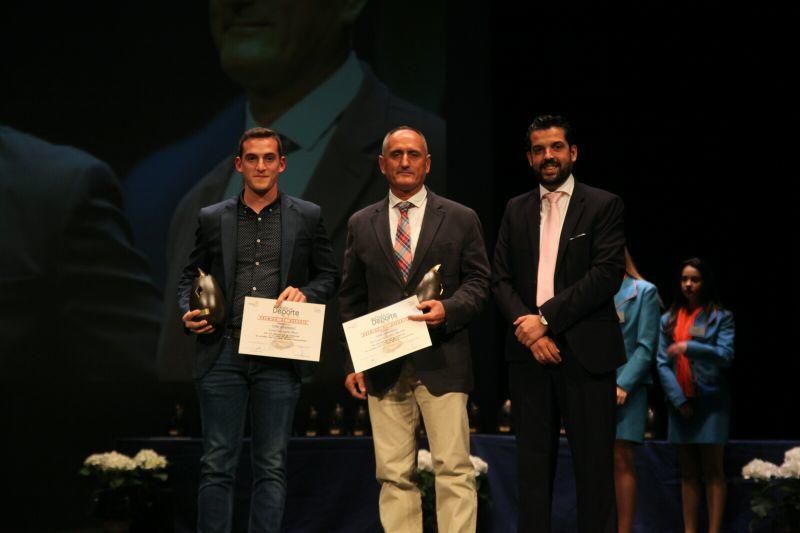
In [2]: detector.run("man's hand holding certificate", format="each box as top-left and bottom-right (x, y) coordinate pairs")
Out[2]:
(239, 296), (326, 361)
(342, 296), (433, 373)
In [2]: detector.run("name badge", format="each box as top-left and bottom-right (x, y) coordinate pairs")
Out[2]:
(617, 311), (625, 323)
(689, 326), (705, 337)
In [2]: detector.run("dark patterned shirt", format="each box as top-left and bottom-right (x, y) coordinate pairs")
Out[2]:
(229, 194), (282, 328)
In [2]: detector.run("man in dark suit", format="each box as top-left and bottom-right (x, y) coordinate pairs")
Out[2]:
(1, 125), (160, 529)
(1, 126), (160, 383)
(492, 115), (626, 532)
(339, 126), (490, 532)
(179, 127), (339, 532)
(140, 0), (446, 381)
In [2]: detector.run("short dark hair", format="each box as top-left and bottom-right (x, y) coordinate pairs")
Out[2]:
(526, 114), (574, 149)
(237, 127), (284, 158)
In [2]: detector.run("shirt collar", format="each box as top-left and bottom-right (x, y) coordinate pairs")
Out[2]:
(389, 186), (428, 209)
(539, 174), (575, 200)
(238, 191), (281, 214)
(245, 52), (364, 150)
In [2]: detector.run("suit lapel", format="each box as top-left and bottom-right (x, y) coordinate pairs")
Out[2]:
(280, 194), (297, 289)
(371, 198), (405, 286)
(302, 70), (388, 238)
(527, 191), (541, 264)
(405, 190), (444, 286)
(556, 182), (586, 272)
(220, 200), (237, 298)
(200, 157), (237, 208)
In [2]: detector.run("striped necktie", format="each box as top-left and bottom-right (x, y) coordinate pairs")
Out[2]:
(393, 201), (414, 282)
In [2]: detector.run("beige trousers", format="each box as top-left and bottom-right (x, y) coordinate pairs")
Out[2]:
(368, 366), (476, 533)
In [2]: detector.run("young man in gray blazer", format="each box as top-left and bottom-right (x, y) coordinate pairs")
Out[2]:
(339, 126), (490, 533)
(179, 127), (339, 532)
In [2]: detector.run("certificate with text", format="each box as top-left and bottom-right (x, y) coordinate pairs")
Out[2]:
(239, 297), (325, 361)
(343, 296), (432, 373)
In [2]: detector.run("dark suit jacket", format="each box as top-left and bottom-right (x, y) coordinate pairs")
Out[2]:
(338, 189), (491, 396)
(155, 68), (445, 380)
(1, 126), (161, 528)
(177, 193), (339, 379)
(0, 126), (160, 383)
(492, 180), (626, 374)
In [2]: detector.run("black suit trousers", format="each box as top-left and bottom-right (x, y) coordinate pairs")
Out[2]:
(509, 352), (617, 533)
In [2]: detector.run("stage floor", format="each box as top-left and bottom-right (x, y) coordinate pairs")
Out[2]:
(117, 435), (797, 532)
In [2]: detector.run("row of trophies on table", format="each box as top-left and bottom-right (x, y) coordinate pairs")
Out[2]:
(296, 400), (657, 438)
(168, 399), (657, 438)
(293, 400), (499, 437)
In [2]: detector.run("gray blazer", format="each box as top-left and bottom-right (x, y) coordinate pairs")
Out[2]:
(177, 193), (339, 379)
(338, 189), (491, 396)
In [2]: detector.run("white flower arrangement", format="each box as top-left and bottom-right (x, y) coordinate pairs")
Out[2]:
(134, 449), (168, 470)
(742, 447), (800, 481)
(415, 448), (491, 531)
(81, 449), (168, 491)
(81, 449), (169, 521)
(417, 449), (434, 473)
(470, 454), (489, 477)
(742, 446), (800, 529)
(779, 447), (800, 479)
(84, 451), (138, 472)
(742, 459), (781, 481)
(416, 449), (489, 477)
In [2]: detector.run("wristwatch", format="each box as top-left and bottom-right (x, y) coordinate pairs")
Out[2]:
(539, 312), (548, 326)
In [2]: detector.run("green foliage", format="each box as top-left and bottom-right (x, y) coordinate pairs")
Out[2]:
(747, 479), (800, 532)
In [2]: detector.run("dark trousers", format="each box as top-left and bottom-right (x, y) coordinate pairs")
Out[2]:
(509, 351), (617, 533)
(195, 337), (300, 533)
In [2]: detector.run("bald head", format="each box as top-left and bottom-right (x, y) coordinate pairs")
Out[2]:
(381, 126), (429, 155)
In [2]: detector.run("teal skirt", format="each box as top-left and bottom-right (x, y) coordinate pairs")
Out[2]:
(616, 385), (648, 443)
(667, 391), (730, 444)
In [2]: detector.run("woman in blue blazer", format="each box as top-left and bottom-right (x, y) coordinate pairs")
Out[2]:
(613, 249), (661, 533)
(657, 257), (734, 533)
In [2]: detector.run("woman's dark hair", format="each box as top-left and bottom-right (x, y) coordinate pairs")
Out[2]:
(664, 257), (722, 336)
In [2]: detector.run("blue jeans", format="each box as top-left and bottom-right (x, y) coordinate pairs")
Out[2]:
(196, 337), (300, 533)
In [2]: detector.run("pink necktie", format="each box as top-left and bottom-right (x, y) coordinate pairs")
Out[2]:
(394, 201), (414, 282)
(536, 191), (564, 307)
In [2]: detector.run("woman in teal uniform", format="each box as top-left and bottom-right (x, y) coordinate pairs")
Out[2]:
(613, 249), (661, 533)
(657, 257), (734, 533)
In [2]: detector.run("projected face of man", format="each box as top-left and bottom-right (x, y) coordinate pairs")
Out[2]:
(209, 0), (363, 96)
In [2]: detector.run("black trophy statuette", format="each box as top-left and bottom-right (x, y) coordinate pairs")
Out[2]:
(645, 406), (656, 440)
(468, 400), (481, 434)
(305, 406), (319, 437)
(497, 399), (512, 434)
(190, 268), (226, 327)
(415, 264), (444, 301)
(353, 405), (370, 437)
(328, 403), (345, 436)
